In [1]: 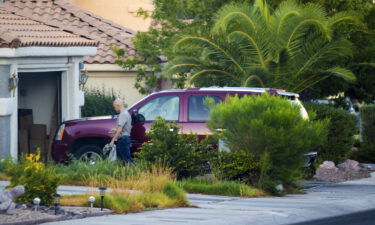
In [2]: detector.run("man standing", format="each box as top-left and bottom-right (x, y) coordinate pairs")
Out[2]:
(110, 98), (133, 163)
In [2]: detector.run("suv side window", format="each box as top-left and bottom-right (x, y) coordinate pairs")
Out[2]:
(188, 95), (222, 121)
(138, 95), (180, 121)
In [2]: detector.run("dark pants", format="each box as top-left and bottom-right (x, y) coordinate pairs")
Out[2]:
(116, 136), (133, 163)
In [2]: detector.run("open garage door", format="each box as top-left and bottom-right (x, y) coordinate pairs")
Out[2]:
(17, 72), (62, 161)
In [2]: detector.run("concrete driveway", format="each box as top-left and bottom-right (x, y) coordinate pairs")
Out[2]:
(39, 173), (375, 225)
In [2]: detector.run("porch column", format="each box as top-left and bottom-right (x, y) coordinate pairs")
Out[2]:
(63, 57), (84, 121)
(0, 64), (14, 158)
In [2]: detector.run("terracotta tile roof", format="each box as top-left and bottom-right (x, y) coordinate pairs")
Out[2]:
(0, 6), (97, 48)
(2, 0), (136, 64)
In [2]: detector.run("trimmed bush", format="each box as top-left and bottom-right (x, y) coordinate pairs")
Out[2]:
(137, 118), (215, 179)
(81, 88), (118, 117)
(361, 104), (375, 145)
(210, 150), (260, 184)
(207, 94), (327, 191)
(304, 102), (357, 163)
(352, 105), (375, 163)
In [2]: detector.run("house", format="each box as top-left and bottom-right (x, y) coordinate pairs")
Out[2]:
(0, 2), (98, 159)
(2, 0), (148, 106)
(71, 0), (154, 32)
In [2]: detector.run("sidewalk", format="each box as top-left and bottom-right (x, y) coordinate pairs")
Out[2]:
(2, 173), (375, 225)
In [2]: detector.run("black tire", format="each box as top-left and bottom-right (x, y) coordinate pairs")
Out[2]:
(74, 144), (103, 164)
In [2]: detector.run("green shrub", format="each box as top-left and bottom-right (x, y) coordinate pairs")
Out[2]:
(304, 102), (357, 163)
(352, 143), (375, 163)
(207, 94), (327, 191)
(0, 157), (14, 173)
(210, 150), (260, 184)
(81, 88), (118, 117)
(6, 151), (61, 205)
(137, 118), (215, 179)
(361, 104), (375, 145)
(352, 105), (375, 163)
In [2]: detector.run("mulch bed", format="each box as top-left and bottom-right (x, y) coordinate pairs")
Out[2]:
(0, 205), (112, 225)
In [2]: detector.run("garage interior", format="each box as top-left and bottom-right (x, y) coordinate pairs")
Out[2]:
(18, 72), (62, 161)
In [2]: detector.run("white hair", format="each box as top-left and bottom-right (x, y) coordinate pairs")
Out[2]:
(113, 98), (124, 107)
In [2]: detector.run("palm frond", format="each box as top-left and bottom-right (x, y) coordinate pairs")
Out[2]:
(228, 31), (267, 68)
(291, 38), (353, 78)
(292, 67), (356, 92)
(174, 36), (246, 75)
(242, 74), (265, 87)
(324, 67), (356, 82)
(212, 4), (259, 35)
(163, 56), (203, 77)
(189, 69), (240, 83)
(327, 11), (363, 28)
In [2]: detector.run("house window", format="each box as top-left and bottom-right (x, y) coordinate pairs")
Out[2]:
(188, 95), (222, 121)
(138, 95), (180, 121)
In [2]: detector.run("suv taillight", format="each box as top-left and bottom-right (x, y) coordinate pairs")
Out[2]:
(55, 124), (65, 141)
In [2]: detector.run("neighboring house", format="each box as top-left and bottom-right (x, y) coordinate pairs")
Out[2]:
(71, 0), (154, 32)
(3, 0), (148, 106)
(0, 2), (98, 159)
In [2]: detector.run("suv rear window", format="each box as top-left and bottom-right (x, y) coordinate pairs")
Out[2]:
(138, 95), (180, 121)
(188, 95), (222, 121)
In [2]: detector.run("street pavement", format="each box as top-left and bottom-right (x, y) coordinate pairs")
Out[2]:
(2, 173), (375, 225)
(291, 209), (375, 225)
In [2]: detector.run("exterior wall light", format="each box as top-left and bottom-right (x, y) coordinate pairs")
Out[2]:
(99, 187), (107, 211)
(79, 70), (89, 90)
(53, 193), (61, 215)
(8, 72), (19, 97)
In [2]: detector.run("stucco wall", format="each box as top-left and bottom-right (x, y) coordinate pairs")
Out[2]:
(86, 71), (145, 107)
(71, 0), (153, 31)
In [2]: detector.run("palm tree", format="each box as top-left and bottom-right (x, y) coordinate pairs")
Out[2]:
(164, 0), (360, 92)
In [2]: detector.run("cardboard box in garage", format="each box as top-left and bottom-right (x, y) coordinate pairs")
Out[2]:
(18, 130), (29, 155)
(18, 109), (33, 130)
(19, 114), (33, 130)
(29, 138), (45, 154)
(30, 124), (47, 140)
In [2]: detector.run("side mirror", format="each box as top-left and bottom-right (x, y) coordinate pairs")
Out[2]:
(131, 111), (145, 123)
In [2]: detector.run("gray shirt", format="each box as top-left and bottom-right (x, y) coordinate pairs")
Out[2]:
(117, 109), (132, 137)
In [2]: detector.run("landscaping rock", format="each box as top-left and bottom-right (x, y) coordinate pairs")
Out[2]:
(0, 185), (25, 214)
(314, 160), (370, 183)
(337, 159), (361, 172)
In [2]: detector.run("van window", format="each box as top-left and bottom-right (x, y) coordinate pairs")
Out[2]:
(188, 95), (222, 121)
(138, 95), (180, 121)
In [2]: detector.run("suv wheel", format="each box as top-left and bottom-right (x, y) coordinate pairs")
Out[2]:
(75, 144), (103, 165)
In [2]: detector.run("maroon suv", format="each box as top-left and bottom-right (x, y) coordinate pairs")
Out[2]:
(52, 87), (309, 163)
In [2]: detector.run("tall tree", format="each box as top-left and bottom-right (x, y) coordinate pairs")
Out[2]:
(164, 0), (359, 92)
(114, 0), (374, 101)
(113, 0), (246, 94)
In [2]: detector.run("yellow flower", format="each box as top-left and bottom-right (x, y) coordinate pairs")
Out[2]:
(26, 154), (33, 162)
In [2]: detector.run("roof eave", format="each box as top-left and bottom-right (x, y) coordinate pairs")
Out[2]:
(0, 46), (97, 58)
